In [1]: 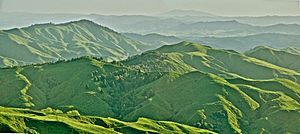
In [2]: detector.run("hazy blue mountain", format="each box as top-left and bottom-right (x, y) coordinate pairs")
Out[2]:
(2, 12), (300, 36)
(95, 16), (300, 37)
(0, 12), (92, 30)
(93, 15), (159, 33)
(163, 21), (300, 37)
(123, 33), (183, 48)
(235, 16), (300, 26)
(158, 9), (216, 17)
(262, 24), (300, 34)
(164, 20), (254, 37)
(188, 33), (300, 51)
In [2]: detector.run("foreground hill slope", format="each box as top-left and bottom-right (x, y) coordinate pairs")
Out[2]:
(0, 20), (150, 67)
(0, 106), (214, 134)
(0, 42), (300, 133)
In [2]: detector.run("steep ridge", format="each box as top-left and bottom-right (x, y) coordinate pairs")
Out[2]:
(0, 20), (150, 67)
(128, 41), (300, 81)
(0, 42), (300, 133)
(245, 46), (300, 72)
(284, 47), (300, 55)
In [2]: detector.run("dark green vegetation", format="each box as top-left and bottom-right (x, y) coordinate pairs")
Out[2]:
(0, 20), (152, 67)
(1, 41), (300, 133)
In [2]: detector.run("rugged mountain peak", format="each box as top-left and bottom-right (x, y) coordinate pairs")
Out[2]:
(0, 20), (148, 67)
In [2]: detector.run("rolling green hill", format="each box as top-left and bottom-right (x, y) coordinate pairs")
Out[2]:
(1, 41), (300, 133)
(0, 106), (214, 134)
(245, 46), (300, 72)
(0, 19), (151, 68)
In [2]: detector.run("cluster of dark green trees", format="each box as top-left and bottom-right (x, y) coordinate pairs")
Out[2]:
(86, 64), (164, 118)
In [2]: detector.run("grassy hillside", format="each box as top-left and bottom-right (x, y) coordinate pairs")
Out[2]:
(138, 41), (300, 81)
(1, 42), (300, 133)
(245, 46), (300, 72)
(0, 106), (214, 134)
(0, 20), (152, 68)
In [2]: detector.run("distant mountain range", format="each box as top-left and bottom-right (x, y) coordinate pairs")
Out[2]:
(189, 33), (300, 51)
(1, 12), (300, 134)
(158, 9), (216, 17)
(123, 33), (183, 48)
(2, 12), (300, 53)
(125, 32), (300, 52)
(2, 11), (300, 30)
(94, 16), (300, 37)
(2, 11), (300, 29)
(135, 20), (300, 37)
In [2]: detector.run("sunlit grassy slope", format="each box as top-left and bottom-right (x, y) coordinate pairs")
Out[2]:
(0, 20), (151, 68)
(1, 42), (300, 133)
(245, 46), (300, 72)
(0, 106), (214, 134)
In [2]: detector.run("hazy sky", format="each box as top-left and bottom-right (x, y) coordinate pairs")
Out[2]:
(1, 0), (300, 16)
